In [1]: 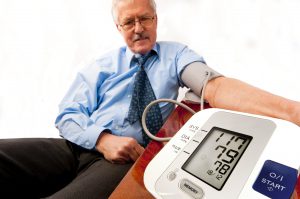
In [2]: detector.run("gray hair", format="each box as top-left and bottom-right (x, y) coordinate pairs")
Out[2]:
(111, 0), (157, 24)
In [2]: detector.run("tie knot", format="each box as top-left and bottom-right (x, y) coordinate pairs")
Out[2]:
(137, 56), (145, 66)
(134, 51), (153, 66)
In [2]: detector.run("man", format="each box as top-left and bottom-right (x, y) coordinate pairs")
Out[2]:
(0, 0), (299, 198)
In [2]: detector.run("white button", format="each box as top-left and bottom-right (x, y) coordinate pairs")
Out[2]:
(167, 171), (177, 181)
(128, 95), (131, 98)
(115, 126), (119, 130)
(85, 141), (90, 146)
(179, 179), (204, 199)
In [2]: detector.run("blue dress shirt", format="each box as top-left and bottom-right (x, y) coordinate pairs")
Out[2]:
(55, 41), (205, 149)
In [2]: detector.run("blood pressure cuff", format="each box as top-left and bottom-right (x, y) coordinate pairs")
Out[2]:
(180, 61), (223, 97)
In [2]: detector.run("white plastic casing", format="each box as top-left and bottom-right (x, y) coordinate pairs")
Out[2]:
(144, 108), (300, 199)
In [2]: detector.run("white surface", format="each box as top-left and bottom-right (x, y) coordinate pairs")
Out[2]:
(0, 0), (300, 138)
(144, 108), (300, 199)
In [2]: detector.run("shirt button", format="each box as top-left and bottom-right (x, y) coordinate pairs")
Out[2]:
(85, 141), (90, 146)
(128, 95), (131, 98)
(115, 126), (119, 130)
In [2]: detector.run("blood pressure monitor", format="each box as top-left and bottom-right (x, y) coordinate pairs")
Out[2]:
(144, 108), (300, 199)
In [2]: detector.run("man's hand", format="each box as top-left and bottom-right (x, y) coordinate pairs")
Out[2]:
(95, 132), (145, 164)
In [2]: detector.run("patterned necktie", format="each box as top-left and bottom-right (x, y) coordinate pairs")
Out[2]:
(127, 52), (163, 146)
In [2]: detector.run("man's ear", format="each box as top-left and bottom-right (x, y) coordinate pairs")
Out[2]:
(116, 24), (122, 33)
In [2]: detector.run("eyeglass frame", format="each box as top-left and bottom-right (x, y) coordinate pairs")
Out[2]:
(118, 15), (156, 31)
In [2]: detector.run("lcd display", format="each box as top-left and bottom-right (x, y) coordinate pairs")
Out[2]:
(182, 127), (252, 190)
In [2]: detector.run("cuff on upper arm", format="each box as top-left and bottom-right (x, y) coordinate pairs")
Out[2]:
(180, 62), (223, 96)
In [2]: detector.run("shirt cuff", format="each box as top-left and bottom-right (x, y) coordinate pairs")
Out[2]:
(78, 124), (109, 150)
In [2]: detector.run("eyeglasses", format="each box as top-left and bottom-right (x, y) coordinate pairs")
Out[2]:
(119, 16), (155, 31)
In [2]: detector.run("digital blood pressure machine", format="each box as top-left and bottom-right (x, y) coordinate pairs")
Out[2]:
(144, 108), (300, 199)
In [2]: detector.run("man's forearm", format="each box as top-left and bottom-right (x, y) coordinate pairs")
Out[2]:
(205, 77), (300, 125)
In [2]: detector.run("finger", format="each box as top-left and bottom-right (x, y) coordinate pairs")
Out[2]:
(116, 150), (132, 162)
(105, 149), (131, 164)
(110, 151), (132, 164)
(128, 144), (145, 161)
(128, 146), (140, 161)
(134, 144), (145, 156)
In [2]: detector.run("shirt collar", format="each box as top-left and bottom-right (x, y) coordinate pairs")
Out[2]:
(125, 43), (160, 68)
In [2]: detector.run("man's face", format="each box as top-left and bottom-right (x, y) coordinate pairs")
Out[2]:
(116, 0), (157, 55)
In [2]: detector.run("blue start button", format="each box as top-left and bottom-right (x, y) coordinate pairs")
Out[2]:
(252, 160), (298, 199)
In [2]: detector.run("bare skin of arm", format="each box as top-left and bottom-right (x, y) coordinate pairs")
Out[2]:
(204, 77), (300, 126)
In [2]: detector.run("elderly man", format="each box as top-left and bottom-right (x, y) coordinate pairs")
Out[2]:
(0, 0), (299, 198)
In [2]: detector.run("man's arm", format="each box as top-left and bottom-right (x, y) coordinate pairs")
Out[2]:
(56, 71), (145, 163)
(205, 76), (300, 126)
(55, 72), (105, 149)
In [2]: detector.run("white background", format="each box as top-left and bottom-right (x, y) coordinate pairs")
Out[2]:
(0, 0), (300, 138)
